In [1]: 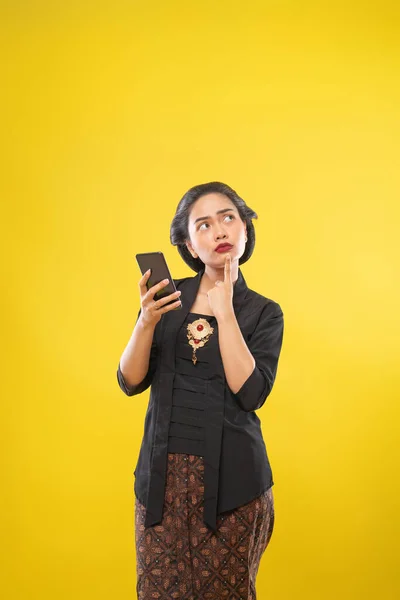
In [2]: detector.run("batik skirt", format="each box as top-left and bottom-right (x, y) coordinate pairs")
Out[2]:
(134, 453), (275, 599)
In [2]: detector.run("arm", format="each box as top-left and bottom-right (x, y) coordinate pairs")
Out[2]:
(117, 309), (158, 396)
(218, 303), (284, 411)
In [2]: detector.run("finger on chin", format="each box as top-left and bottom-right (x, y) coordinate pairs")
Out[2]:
(225, 254), (231, 274)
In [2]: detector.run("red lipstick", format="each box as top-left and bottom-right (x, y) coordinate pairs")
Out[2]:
(215, 243), (233, 253)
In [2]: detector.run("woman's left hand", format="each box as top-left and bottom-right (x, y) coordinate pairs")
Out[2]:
(207, 254), (234, 320)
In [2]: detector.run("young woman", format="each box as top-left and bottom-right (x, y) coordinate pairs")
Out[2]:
(117, 182), (284, 599)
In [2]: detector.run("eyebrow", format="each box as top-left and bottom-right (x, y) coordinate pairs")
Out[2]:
(193, 208), (235, 225)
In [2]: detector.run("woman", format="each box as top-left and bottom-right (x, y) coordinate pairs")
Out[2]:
(117, 182), (284, 599)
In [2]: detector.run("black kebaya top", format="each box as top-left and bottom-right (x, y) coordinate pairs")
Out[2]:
(117, 267), (284, 532)
(167, 311), (218, 456)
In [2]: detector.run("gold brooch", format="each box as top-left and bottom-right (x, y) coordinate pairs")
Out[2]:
(186, 318), (214, 365)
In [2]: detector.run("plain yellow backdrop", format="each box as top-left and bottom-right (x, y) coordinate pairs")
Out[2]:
(1, 1), (399, 598)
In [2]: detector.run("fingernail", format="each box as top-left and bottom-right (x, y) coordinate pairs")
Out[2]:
(163, 278), (169, 283)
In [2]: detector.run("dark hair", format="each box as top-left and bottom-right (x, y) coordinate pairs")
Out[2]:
(170, 182), (258, 272)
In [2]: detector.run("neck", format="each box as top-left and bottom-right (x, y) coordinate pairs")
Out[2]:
(198, 260), (239, 293)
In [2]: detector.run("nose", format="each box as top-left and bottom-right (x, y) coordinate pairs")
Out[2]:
(215, 228), (227, 240)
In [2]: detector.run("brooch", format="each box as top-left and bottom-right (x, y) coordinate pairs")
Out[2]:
(186, 318), (214, 365)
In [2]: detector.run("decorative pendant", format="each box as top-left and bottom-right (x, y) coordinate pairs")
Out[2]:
(186, 318), (214, 365)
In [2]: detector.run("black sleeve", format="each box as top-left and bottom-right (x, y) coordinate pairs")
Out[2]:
(116, 309), (159, 396)
(232, 303), (284, 412)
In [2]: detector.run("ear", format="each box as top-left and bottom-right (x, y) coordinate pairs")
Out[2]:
(185, 241), (198, 259)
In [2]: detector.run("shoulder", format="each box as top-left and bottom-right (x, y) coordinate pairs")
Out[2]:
(244, 286), (283, 319)
(172, 274), (197, 288)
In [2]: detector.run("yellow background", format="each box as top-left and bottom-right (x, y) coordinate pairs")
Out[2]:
(2, 1), (399, 598)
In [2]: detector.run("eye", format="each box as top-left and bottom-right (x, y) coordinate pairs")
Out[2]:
(198, 214), (235, 230)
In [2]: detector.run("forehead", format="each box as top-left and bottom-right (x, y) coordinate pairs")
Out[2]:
(188, 193), (237, 220)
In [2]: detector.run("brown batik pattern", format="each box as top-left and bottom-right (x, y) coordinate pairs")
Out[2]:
(134, 453), (275, 599)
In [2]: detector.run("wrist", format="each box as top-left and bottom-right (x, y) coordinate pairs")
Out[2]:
(137, 314), (156, 332)
(216, 308), (236, 325)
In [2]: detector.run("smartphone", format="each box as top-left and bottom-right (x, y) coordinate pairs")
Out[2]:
(135, 252), (182, 310)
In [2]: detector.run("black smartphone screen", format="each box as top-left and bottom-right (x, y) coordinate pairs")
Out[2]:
(135, 252), (181, 309)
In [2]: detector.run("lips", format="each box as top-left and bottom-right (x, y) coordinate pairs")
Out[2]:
(215, 244), (233, 253)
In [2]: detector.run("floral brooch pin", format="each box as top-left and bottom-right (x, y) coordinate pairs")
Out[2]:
(186, 318), (214, 365)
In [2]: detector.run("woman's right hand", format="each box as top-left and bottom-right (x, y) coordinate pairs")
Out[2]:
(138, 270), (182, 328)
